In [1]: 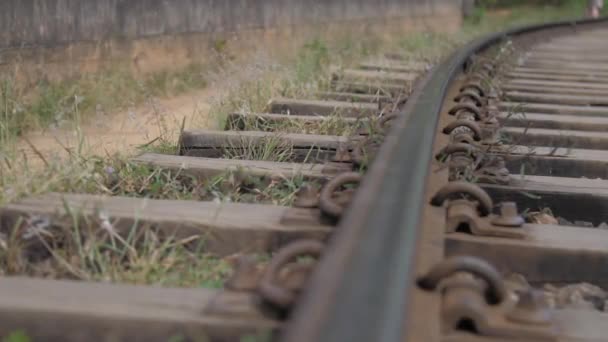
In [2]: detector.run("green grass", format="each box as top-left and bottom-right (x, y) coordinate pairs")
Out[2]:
(2, 331), (30, 342)
(0, 149), (319, 287)
(207, 33), (381, 129)
(228, 112), (366, 136)
(222, 136), (296, 163)
(0, 63), (208, 145)
(394, 0), (603, 66)
(0, 207), (233, 287)
(0, 151), (318, 207)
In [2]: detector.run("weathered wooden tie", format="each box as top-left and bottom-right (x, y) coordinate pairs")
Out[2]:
(0, 277), (277, 341)
(225, 112), (364, 132)
(314, 91), (393, 103)
(268, 98), (377, 117)
(1, 193), (330, 257)
(518, 60), (608, 72)
(497, 112), (608, 131)
(506, 71), (608, 83)
(502, 127), (608, 150)
(505, 91), (608, 106)
(506, 78), (608, 90)
(524, 51), (608, 63)
(358, 60), (429, 73)
(446, 223), (608, 286)
(481, 175), (608, 225)
(132, 152), (351, 181)
(511, 66), (608, 78)
(330, 80), (406, 95)
(179, 129), (351, 162)
(498, 102), (608, 116)
(500, 83), (608, 96)
(497, 145), (608, 179)
(335, 69), (418, 84)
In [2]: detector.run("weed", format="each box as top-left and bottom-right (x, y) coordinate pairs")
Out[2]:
(222, 135), (295, 162)
(231, 111), (364, 136)
(0, 78), (24, 145)
(2, 331), (30, 342)
(240, 330), (274, 342)
(295, 39), (330, 85)
(0, 63), (208, 139)
(0, 207), (234, 287)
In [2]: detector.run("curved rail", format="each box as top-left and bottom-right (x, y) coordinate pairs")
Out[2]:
(283, 16), (608, 342)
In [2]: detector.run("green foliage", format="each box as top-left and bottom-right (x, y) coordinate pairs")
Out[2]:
(240, 331), (273, 342)
(0, 62), (208, 140)
(0, 77), (24, 144)
(3, 331), (30, 342)
(467, 6), (487, 24)
(295, 39), (329, 84)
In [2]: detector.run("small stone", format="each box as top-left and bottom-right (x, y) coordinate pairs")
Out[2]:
(528, 212), (558, 225)
(574, 221), (594, 228)
(504, 273), (530, 292)
(293, 185), (319, 208)
(555, 283), (606, 311)
(543, 293), (557, 309)
(557, 217), (573, 226)
(598, 222), (608, 230)
(543, 283), (558, 292)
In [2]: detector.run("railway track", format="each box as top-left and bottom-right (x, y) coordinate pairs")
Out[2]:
(2, 16), (608, 342)
(0, 41), (425, 340)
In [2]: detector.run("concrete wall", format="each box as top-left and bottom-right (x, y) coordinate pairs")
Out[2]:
(0, 0), (463, 82)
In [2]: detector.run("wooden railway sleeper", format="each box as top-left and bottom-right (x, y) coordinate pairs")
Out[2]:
(431, 181), (526, 239)
(418, 256), (557, 340)
(293, 172), (362, 223)
(353, 111), (399, 137)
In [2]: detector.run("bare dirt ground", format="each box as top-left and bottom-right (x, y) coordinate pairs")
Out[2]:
(16, 88), (217, 164)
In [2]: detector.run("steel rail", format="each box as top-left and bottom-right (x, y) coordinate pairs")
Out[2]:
(282, 16), (608, 342)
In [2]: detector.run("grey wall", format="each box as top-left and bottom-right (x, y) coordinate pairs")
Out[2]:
(0, 0), (460, 49)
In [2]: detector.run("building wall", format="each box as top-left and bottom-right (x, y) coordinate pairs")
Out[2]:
(0, 0), (463, 82)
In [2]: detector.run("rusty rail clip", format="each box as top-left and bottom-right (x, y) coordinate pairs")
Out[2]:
(454, 90), (486, 108)
(431, 182), (526, 239)
(460, 81), (486, 98)
(437, 144), (510, 185)
(350, 136), (383, 168)
(418, 256), (557, 340)
(319, 172), (361, 220)
(258, 240), (324, 310)
(448, 103), (486, 121)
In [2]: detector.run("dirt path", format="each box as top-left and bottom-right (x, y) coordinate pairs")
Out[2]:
(17, 88), (217, 164)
